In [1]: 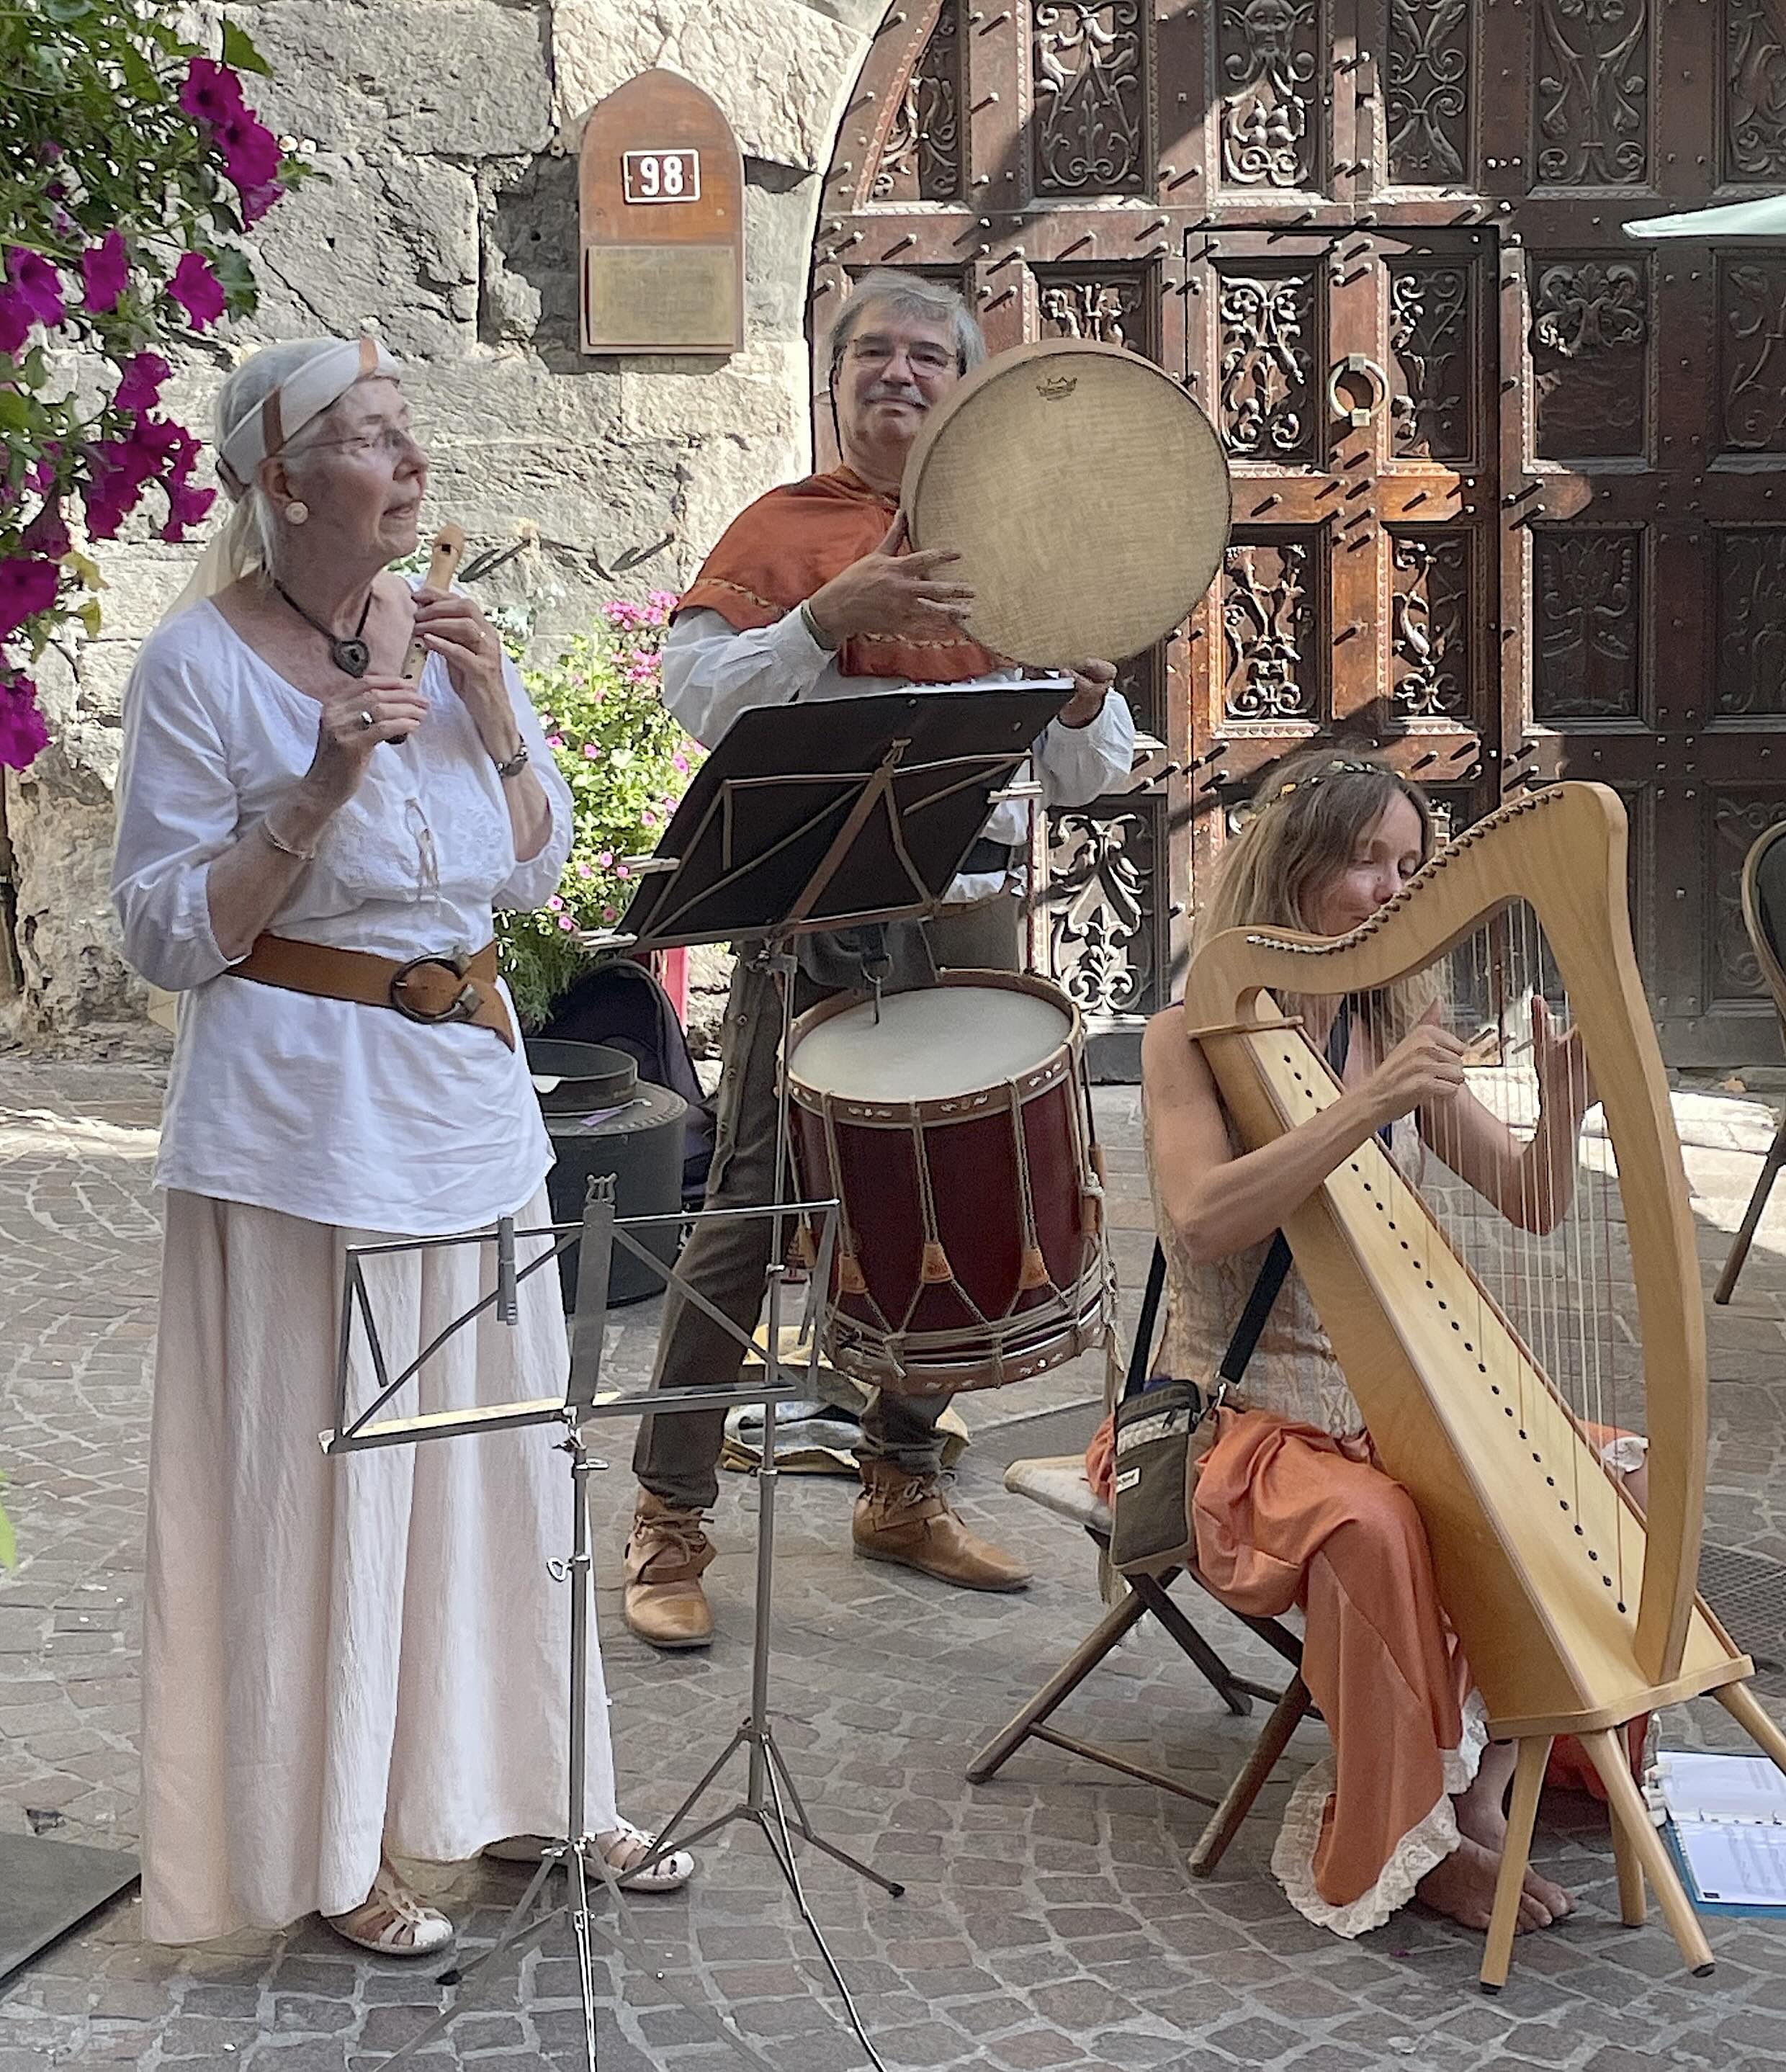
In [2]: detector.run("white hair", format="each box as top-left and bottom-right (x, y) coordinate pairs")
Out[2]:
(825, 270), (987, 392)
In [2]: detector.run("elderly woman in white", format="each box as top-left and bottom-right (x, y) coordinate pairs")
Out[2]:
(112, 334), (692, 1957)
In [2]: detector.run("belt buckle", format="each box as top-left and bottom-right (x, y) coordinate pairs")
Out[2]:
(389, 952), (479, 1026)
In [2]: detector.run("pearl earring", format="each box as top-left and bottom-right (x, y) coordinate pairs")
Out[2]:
(284, 501), (309, 525)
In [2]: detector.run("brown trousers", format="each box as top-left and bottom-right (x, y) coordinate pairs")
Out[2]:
(632, 896), (1023, 1510)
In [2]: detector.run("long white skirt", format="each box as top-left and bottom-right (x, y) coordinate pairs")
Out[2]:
(141, 1185), (618, 1944)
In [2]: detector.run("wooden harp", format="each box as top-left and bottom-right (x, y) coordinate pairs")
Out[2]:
(1183, 781), (1786, 1986)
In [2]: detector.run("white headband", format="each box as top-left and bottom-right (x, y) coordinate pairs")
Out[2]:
(217, 334), (399, 490)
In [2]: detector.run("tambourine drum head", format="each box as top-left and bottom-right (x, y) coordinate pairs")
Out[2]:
(902, 341), (1231, 668)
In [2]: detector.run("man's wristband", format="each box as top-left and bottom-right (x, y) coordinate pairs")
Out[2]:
(799, 599), (840, 652)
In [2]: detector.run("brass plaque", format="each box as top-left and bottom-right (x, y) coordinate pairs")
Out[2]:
(583, 244), (738, 354)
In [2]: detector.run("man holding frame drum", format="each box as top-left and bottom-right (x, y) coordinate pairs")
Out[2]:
(624, 272), (1134, 1650)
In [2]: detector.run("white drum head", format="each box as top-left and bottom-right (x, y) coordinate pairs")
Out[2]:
(789, 986), (1069, 1103)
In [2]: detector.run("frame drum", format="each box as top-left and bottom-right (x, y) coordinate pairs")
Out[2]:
(786, 972), (1114, 1394)
(902, 340), (1231, 668)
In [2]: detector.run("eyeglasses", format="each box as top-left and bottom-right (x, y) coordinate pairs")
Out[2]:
(845, 338), (956, 376)
(306, 424), (424, 462)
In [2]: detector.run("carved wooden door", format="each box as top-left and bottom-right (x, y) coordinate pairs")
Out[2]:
(1188, 223), (1498, 873)
(812, 0), (1786, 1067)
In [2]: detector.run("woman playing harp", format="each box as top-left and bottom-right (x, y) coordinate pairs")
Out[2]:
(1121, 749), (1647, 1938)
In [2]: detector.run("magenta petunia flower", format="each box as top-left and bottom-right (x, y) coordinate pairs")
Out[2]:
(547, 895), (564, 912)
(161, 475), (217, 543)
(582, 742), (601, 760)
(8, 249), (65, 331)
(0, 290), (32, 357)
(0, 670), (48, 772)
(557, 915), (576, 932)
(113, 351), (171, 415)
(20, 501), (69, 560)
(81, 230), (127, 314)
(179, 58), (245, 127)
(545, 732), (565, 749)
(597, 851), (614, 867)
(575, 861), (593, 879)
(168, 250), (225, 329)
(0, 556), (60, 640)
(216, 112), (281, 194)
(238, 180), (284, 226)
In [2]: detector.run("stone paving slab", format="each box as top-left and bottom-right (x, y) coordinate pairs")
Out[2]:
(3, 1058), (1786, 2069)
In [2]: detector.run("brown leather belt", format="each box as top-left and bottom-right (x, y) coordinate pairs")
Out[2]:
(232, 934), (516, 1050)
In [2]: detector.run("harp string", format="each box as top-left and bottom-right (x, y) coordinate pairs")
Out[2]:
(1377, 903), (1634, 1605)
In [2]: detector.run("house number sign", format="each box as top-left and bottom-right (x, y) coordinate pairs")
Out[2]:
(622, 150), (701, 204)
(579, 72), (743, 357)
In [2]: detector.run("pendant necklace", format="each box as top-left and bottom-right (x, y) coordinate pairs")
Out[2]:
(276, 581), (374, 678)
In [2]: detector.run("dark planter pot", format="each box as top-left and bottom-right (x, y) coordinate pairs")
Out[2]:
(525, 1039), (688, 1309)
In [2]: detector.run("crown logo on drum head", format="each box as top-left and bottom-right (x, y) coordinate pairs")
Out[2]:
(1036, 374), (1077, 401)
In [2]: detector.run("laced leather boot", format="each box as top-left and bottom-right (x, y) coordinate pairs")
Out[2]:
(851, 1460), (1031, 1592)
(623, 1491), (717, 1650)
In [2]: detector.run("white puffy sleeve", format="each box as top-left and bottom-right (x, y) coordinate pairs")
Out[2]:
(110, 636), (247, 992)
(660, 606), (832, 749)
(1033, 689), (1137, 808)
(494, 655), (575, 911)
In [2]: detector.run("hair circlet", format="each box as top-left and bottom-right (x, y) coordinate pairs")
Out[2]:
(1237, 756), (1403, 824)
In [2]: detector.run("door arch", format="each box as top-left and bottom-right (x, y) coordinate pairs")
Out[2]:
(810, 0), (1786, 1069)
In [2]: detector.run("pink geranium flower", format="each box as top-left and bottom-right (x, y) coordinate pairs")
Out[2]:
(179, 58), (245, 126)
(168, 251), (224, 329)
(81, 230), (127, 315)
(0, 556), (60, 640)
(0, 670), (48, 772)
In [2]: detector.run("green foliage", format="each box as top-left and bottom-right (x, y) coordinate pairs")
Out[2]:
(498, 593), (701, 1028)
(0, 2), (313, 766)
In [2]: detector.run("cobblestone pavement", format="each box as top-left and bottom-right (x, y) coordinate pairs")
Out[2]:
(4, 1056), (1786, 2071)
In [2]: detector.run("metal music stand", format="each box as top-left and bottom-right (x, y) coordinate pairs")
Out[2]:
(583, 683), (1071, 2072)
(323, 683), (1069, 2072)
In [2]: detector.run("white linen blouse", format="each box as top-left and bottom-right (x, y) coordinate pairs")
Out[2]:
(112, 595), (574, 1236)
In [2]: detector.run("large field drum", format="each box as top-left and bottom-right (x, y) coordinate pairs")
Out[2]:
(786, 972), (1114, 1395)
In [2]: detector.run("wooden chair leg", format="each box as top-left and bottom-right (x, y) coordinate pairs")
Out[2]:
(1579, 1728), (1714, 1975)
(1481, 1736), (1552, 1993)
(1130, 1571), (1253, 1717)
(966, 1584), (1151, 1783)
(1189, 1673), (1311, 1879)
(1714, 1118), (1786, 1304)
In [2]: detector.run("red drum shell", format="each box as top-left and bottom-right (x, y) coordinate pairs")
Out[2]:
(786, 972), (1113, 1394)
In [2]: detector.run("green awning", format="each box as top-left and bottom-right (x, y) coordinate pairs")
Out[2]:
(1624, 192), (1786, 239)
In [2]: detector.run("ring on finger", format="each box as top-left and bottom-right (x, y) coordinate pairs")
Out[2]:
(359, 710), (375, 730)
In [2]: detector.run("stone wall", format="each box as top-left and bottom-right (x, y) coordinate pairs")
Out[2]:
(1, 0), (890, 1043)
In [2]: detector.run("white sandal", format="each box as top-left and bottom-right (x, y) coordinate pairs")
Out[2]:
(483, 1819), (695, 1893)
(325, 1858), (456, 1957)
(598, 1818), (695, 1893)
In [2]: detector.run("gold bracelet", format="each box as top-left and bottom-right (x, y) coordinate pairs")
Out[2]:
(258, 814), (318, 862)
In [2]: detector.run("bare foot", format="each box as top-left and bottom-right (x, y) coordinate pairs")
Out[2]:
(1417, 1837), (1564, 1933)
(1454, 1778), (1575, 1923)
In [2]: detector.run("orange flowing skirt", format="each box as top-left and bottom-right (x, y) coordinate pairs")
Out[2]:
(1085, 1404), (1646, 1932)
(1191, 1408), (1484, 1934)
